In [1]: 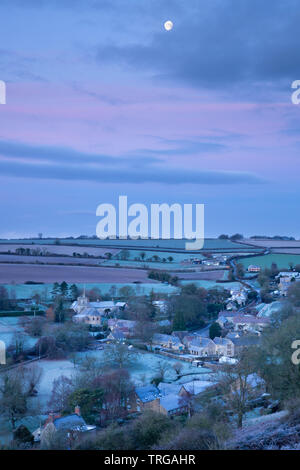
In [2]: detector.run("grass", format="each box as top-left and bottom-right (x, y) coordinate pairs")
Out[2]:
(238, 253), (300, 270)
(1, 282), (179, 300)
(0, 238), (258, 251)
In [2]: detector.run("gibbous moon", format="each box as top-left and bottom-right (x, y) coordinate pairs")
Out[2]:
(164, 20), (173, 31)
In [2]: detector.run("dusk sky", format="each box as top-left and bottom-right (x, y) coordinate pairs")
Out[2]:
(0, 0), (300, 238)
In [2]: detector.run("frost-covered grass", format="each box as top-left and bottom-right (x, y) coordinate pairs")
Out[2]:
(179, 279), (241, 291)
(0, 316), (37, 348)
(30, 349), (213, 412)
(2, 281), (179, 300)
(0, 238), (254, 250)
(238, 253), (300, 270)
(100, 259), (187, 270)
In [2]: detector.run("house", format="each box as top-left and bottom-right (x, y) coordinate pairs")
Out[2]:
(278, 276), (296, 296)
(172, 331), (189, 341)
(38, 407), (96, 447)
(107, 329), (125, 342)
(134, 385), (161, 412)
(185, 336), (216, 357)
(229, 335), (260, 355)
(217, 311), (238, 327)
(153, 300), (168, 314)
(152, 333), (185, 352)
(133, 385), (188, 416)
(108, 319), (136, 338)
(213, 337), (234, 357)
(158, 382), (182, 396)
(72, 308), (105, 326)
(247, 265), (261, 273)
(231, 315), (270, 333)
(71, 293), (127, 316)
(228, 288), (248, 306)
(179, 380), (215, 397)
(276, 271), (300, 280)
(201, 259), (221, 266)
(159, 394), (188, 416)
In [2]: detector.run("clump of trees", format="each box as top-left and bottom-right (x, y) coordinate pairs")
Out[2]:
(48, 365), (135, 427)
(51, 282), (79, 301)
(167, 284), (229, 330)
(209, 322), (222, 339)
(0, 365), (43, 430)
(148, 270), (179, 286)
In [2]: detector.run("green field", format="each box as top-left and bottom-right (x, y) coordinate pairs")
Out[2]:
(180, 280), (240, 290)
(2, 282), (179, 300)
(0, 238), (260, 252)
(238, 253), (300, 270)
(100, 249), (201, 270)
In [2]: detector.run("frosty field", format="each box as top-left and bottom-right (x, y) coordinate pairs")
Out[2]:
(238, 253), (300, 270)
(32, 349), (213, 412)
(0, 263), (158, 284)
(2, 281), (179, 300)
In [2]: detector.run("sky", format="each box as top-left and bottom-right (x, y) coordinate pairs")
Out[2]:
(0, 0), (300, 239)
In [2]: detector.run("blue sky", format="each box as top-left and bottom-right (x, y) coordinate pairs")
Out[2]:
(0, 0), (300, 238)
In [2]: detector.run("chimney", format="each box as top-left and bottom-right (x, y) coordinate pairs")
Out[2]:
(74, 405), (81, 416)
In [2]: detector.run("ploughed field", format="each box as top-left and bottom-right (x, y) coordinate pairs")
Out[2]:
(239, 239), (300, 249)
(0, 254), (105, 266)
(0, 244), (120, 257)
(173, 270), (225, 280)
(0, 263), (159, 283)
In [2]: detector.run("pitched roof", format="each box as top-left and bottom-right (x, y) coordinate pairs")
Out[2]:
(231, 336), (260, 347)
(153, 333), (183, 346)
(81, 307), (103, 317)
(108, 319), (136, 329)
(90, 301), (115, 309)
(214, 337), (233, 346)
(189, 337), (215, 348)
(159, 394), (185, 412)
(135, 385), (160, 403)
(181, 380), (215, 395)
(158, 382), (182, 396)
(53, 414), (87, 431)
(232, 315), (270, 324)
(109, 329), (125, 340)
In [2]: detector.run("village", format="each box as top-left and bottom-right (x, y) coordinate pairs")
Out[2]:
(1, 236), (300, 450)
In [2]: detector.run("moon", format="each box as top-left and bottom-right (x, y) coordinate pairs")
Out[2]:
(164, 20), (173, 31)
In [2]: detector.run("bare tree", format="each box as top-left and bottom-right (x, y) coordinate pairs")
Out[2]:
(105, 343), (135, 369)
(217, 352), (260, 428)
(9, 331), (28, 359)
(172, 362), (183, 377)
(0, 365), (42, 430)
(23, 364), (43, 397)
(47, 375), (74, 412)
(155, 361), (169, 383)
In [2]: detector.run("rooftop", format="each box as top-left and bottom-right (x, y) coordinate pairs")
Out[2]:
(135, 385), (161, 403)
